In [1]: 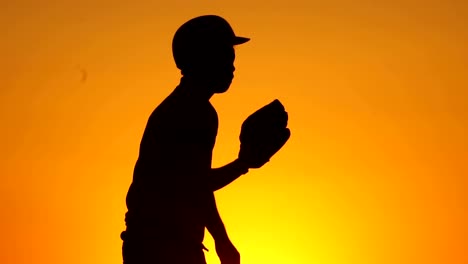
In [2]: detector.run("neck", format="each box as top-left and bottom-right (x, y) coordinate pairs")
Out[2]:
(178, 76), (215, 101)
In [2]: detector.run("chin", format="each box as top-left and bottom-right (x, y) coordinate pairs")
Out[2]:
(213, 79), (232, 93)
(214, 82), (232, 93)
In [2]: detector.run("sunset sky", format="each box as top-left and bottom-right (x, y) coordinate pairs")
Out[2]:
(1, 1), (467, 264)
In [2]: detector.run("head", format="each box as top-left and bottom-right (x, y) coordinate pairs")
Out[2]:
(172, 15), (249, 94)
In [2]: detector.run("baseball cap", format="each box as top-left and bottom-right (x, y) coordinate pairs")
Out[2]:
(172, 15), (250, 69)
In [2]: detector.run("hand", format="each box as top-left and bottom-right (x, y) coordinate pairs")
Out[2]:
(238, 128), (291, 169)
(215, 239), (240, 264)
(238, 142), (271, 169)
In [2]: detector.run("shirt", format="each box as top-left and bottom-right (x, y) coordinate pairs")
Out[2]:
(124, 83), (218, 246)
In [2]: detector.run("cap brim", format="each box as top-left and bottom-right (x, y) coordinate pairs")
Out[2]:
(233, 36), (250, 45)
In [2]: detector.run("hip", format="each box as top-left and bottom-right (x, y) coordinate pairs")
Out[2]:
(121, 231), (207, 264)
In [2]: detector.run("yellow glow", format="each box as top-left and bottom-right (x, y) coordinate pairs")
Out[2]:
(1, 1), (467, 264)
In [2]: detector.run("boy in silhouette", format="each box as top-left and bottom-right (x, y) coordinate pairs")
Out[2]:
(121, 14), (291, 264)
(121, 15), (252, 264)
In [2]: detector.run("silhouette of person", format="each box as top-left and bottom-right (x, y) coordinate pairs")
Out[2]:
(121, 15), (251, 264)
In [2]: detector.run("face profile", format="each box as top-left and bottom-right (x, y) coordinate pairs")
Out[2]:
(197, 44), (236, 94)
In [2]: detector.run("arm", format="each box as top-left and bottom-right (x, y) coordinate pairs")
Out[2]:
(206, 192), (240, 264)
(208, 159), (250, 191)
(205, 192), (229, 241)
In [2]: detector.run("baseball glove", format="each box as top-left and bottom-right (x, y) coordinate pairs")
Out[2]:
(238, 99), (291, 168)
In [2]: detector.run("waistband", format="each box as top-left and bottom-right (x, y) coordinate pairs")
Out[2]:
(120, 230), (209, 251)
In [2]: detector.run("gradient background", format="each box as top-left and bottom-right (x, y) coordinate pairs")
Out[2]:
(1, 1), (467, 264)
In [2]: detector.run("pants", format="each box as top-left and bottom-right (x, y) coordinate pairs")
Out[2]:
(121, 231), (207, 264)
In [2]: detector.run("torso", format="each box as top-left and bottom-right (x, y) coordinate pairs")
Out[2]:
(124, 84), (218, 244)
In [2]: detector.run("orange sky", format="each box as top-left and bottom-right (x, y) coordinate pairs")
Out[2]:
(1, 1), (467, 264)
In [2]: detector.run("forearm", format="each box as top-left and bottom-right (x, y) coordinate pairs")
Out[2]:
(208, 159), (249, 191)
(205, 192), (230, 242)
